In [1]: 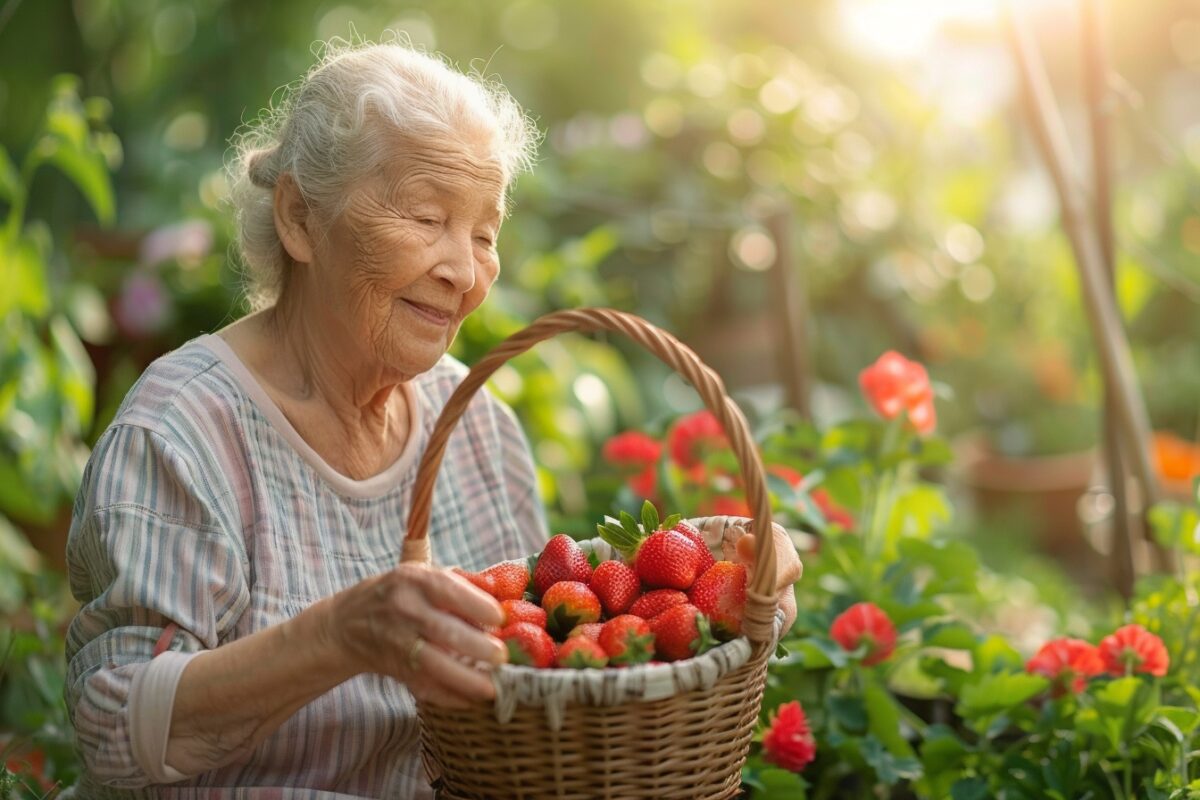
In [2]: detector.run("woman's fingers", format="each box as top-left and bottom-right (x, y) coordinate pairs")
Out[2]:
(419, 607), (507, 666)
(418, 568), (505, 629)
(734, 528), (804, 593)
(412, 643), (498, 702)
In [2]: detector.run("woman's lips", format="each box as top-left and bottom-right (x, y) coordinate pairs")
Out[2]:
(403, 299), (453, 326)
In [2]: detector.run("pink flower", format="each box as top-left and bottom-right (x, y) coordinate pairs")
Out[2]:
(1098, 624), (1169, 677)
(602, 432), (662, 498)
(858, 351), (937, 436)
(830, 602), (897, 666)
(1026, 637), (1104, 695)
(762, 700), (817, 772)
(667, 411), (729, 469)
(114, 272), (172, 338)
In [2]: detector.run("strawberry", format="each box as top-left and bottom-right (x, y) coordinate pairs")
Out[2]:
(629, 589), (689, 620)
(541, 581), (602, 638)
(649, 603), (718, 662)
(499, 622), (556, 668)
(589, 560), (640, 616)
(533, 534), (593, 597)
(501, 599), (547, 628)
(568, 622), (603, 641)
(556, 637), (609, 668)
(482, 561), (531, 602)
(673, 520), (716, 573)
(599, 614), (655, 666)
(451, 567), (497, 596)
(598, 501), (704, 591)
(688, 561), (747, 639)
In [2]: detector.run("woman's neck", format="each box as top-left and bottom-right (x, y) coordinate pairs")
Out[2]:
(223, 293), (411, 480)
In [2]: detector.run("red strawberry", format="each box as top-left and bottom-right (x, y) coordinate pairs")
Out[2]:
(451, 567), (497, 596)
(649, 603), (718, 662)
(482, 561), (531, 601)
(589, 560), (640, 616)
(533, 535), (593, 597)
(499, 622), (556, 668)
(599, 614), (656, 666)
(673, 521), (716, 573)
(541, 581), (602, 638)
(556, 637), (609, 668)
(501, 599), (547, 628)
(568, 622), (603, 641)
(634, 530), (706, 590)
(598, 503), (705, 591)
(629, 589), (689, 619)
(688, 561), (747, 639)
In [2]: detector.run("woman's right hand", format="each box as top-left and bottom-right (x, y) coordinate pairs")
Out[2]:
(314, 563), (507, 709)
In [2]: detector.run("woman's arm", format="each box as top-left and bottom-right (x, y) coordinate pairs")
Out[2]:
(166, 564), (505, 775)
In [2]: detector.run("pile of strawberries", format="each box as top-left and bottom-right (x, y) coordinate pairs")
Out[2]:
(454, 503), (748, 669)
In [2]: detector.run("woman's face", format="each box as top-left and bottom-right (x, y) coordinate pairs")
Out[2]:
(311, 138), (505, 380)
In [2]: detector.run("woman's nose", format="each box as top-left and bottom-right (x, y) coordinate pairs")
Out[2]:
(431, 230), (477, 292)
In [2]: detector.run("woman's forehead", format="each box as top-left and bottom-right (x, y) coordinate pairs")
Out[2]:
(377, 141), (505, 213)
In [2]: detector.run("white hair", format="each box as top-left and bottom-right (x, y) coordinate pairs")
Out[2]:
(227, 37), (540, 311)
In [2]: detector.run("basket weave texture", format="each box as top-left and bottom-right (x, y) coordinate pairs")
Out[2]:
(403, 308), (780, 800)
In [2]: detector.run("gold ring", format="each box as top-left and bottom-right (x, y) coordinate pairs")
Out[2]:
(406, 636), (426, 671)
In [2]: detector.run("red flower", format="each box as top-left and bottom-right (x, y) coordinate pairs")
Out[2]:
(1026, 637), (1104, 695)
(704, 495), (752, 517)
(830, 602), (897, 666)
(668, 411), (729, 468)
(603, 432), (662, 498)
(762, 700), (817, 772)
(1098, 624), (1169, 677)
(4, 747), (52, 791)
(813, 489), (855, 530)
(858, 351), (937, 436)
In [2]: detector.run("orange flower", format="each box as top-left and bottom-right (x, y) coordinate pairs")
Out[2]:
(1025, 637), (1104, 695)
(1098, 624), (1169, 677)
(858, 351), (936, 436)
(1151, 431), (1200, 484)
(667, 411), (729, 468)
(830, 602), (897, 666)
(602, 432), (662, 498)
(762, 700), (817, 772)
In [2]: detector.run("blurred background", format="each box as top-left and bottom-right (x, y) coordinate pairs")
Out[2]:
(1, 0), (1199, 791)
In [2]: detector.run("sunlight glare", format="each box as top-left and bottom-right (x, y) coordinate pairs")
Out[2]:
(838, 0), (1055, 60)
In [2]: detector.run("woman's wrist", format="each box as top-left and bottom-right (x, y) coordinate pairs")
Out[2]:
(289, 594), (363, 684)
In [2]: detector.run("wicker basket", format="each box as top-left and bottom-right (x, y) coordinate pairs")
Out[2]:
(402, 308), (780, 800)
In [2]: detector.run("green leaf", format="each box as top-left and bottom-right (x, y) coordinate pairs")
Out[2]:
(825, 692), (867, 733)
(1147, 501), (1200, 556)
(50, 314), (95, 435)
(860, 735), (923, 786)
(42, 136), (115, 225)
(922, 621), (979, 650)
(0, 146), (19, 204)
(950, 777), (990, 800)
(1155, 706), (1200, 737)
(864, 676), (916, 758)
(641, 499), (660, 534)
(956, 672), (1048, 719)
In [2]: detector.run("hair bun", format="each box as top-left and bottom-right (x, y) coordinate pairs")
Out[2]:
(247, 147), (280, 189)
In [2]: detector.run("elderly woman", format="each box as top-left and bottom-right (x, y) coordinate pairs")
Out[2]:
(65, 41), (801, 798)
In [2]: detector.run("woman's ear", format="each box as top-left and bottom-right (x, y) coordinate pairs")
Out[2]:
(273, 172), (314, 264)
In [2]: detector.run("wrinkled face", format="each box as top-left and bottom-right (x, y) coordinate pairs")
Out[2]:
(313, 137), (505, 379)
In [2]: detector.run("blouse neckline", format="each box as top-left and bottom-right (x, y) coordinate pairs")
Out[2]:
(195, 333), (424, 499)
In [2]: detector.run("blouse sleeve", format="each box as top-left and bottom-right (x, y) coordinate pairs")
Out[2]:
(64, 423), (249, 788)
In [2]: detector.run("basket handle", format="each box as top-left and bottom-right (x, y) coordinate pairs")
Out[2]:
(403, 308), (779, 645)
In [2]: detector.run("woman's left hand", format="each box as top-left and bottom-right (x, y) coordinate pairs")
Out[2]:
(726, 524), (802, 632)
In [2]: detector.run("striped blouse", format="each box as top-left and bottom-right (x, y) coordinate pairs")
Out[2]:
(64, 334), (548, 799)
